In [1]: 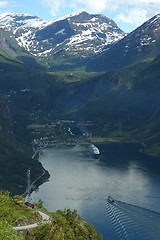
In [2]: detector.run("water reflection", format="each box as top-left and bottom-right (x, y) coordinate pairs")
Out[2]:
(31, 143), (160, 239)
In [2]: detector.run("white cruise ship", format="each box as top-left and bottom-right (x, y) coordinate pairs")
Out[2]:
(89, 144), (100, 158)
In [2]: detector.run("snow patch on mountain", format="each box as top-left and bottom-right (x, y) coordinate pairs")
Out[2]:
(55, 29), (66, 35)
(0, 11), (126, 58)
(0, 12), (45, 29)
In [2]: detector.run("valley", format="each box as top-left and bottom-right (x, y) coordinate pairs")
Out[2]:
(0, 10), (160, 239)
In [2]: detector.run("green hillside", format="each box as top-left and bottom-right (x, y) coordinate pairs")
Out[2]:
(0, 20), (160, 196)
(0, 28), (42, 67)
(51, 60), (160, 155)
(0, 192), (102, 240)
(0, 98), (49, 194)
(29, 209), (102, 240)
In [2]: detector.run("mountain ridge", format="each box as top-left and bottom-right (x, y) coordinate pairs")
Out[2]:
(0, 11), (125, 63)
(86, 13), (160, 71)
(0, 11), (160, 197)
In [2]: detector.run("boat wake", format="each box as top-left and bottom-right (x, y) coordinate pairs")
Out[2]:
(104, 197), (160, 240)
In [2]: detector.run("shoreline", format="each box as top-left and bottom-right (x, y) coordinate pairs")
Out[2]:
(88, 136), (160, 157)
(29, 136), (159, 199)
(22, 168), (49, 199)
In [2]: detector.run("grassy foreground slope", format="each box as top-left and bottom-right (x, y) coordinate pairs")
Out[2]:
(27, 209), (102, 240)
(0, 192), (102, 240)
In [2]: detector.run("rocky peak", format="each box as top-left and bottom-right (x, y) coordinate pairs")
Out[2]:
(86, 13), (160, 71)
(0, 11), (125, 59)
(0, 12), (44, 30)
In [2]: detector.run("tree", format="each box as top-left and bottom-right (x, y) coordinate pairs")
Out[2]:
(0, 221), (24, 240)
(37, 199), (43, 209)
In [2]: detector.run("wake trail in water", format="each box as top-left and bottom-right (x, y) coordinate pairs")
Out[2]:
(104, 198), (160, 240)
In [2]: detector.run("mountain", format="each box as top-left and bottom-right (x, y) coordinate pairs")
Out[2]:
(0, 11), (125, 68)
(52, 55), (160, 155)
(1, 11), (160, 71)
(86, 14), (160, 71)
(0, 10), (160, 197)
(0, 26), (41, 66)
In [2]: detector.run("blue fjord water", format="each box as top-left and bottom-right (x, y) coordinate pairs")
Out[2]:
(31, 143), (160, 239)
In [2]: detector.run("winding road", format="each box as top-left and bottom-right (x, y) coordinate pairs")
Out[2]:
(13, 210), (51, 231)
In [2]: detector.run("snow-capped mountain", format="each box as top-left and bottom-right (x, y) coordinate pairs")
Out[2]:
(0, 11), (125, 58)
(86, 13), (160, 71)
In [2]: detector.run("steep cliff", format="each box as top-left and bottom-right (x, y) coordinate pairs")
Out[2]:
(0, 99), (48, 194)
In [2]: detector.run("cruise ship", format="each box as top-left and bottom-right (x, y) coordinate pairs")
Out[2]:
(89, 144), (100, 158)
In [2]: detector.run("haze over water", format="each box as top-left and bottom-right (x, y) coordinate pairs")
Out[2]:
(31, 143), (160, 239)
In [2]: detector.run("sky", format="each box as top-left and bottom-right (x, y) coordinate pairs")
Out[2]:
(0, 0), (160, 32)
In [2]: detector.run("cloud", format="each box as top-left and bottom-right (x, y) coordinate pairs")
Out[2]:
(116, 8), (148, 27)
(115, 0), (160, 28)
(0, 1), (8, 8)
(40, 0), (65, 16)
(72, 0), (108, 12)
(39, 0), (160, 28)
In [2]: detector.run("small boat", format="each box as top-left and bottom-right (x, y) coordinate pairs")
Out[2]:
(107, 196), (115, 204)
(89, 144), (100, 158)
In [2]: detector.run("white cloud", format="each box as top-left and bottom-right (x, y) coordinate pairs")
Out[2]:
(0, 1), (8, 8)
(40, 0), (65, 16)
(39, 0), (160, 29)
(73, 0), (108, 12)
(115, 0), (160, 28)
(116, 8), (148, 27)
